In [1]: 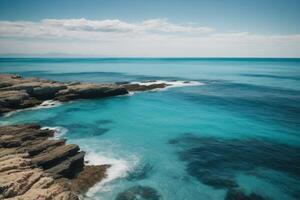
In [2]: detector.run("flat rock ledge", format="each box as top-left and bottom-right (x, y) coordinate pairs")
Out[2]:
(0, 74), (169, 115)
(0, 124), (108, 200)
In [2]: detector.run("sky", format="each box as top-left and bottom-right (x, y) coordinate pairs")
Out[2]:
(0, 0), (299, 57)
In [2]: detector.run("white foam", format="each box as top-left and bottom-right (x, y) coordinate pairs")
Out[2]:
(128, 91), (135, 96)
(2, 100), (61, 118)
(41, 126), (68, 139)
(32, 100), (62, 110)
(131, 80), (204, 91)
(121, 91), (135, 97)
(85, 152), (138, 197)
(2, 110), (22, 118)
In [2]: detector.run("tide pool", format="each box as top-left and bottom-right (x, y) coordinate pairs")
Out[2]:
(0, 58), (299, 200)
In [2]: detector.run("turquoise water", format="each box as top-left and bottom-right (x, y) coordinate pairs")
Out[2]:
(0, 58), (299, 200)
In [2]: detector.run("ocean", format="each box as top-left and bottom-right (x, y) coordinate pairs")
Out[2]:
(0, 58), (299, 200)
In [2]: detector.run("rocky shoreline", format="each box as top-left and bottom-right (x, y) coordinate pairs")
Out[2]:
(0, 124), (109, 200)
(0, 74), (174, 199)
(0, 74), (170, 115)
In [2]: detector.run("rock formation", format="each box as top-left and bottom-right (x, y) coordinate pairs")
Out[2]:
(0, 74), (171, 115)
(121, 83), (168, 92)
(0, 124), (108, 200)
(0, 74), (128, 114)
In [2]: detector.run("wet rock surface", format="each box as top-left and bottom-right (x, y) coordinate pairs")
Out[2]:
(115, 186), (162, 200)
(0, 124), (108, 200)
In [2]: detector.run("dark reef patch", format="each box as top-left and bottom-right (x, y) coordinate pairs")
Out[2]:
(178, 81), (300, 131)
(170, 134), (300, 191)
(225, 189), (268, 200)
(63, 123), (110, 138)
(95, 119), (113, 125)
(91, 127), (110, 136)
(126, 163), (154, 181)
(115, 186), (161, 200)
(240, 73), (300, 81)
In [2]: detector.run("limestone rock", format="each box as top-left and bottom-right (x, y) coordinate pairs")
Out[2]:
(0, 124), (109, 199)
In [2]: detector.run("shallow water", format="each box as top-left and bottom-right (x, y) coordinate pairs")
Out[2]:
(1, 58), (300, 200)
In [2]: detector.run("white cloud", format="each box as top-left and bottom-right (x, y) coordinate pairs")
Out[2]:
(0, 18), (214, 39)
(0, 18), (299, 57)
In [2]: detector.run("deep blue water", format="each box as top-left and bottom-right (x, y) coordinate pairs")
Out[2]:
(0, 58), (299, 200)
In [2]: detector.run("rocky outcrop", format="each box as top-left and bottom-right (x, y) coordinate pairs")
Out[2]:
(0, 153), (78, 200)
(54, 83), (128, 102)
(0, 124), (108, 200)
(0, 74), (129, 114)
(122, 83), (168, 92)
(0, 74), (172, 115)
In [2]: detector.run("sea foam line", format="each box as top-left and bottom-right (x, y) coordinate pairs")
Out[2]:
(85, 152), (139, 197)
(131, 80), (204, 91)
(32, 100), (62, 110)
(3, 100), (61, 118)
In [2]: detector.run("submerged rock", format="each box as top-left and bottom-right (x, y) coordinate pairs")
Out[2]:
(170, 134), (300, 192)
(115, 186), (161, 200)
(225, 189), (267, 200)
(127, 163), (154, 181)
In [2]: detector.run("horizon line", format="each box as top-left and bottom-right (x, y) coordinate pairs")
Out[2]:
(0, 57), (300, 59)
